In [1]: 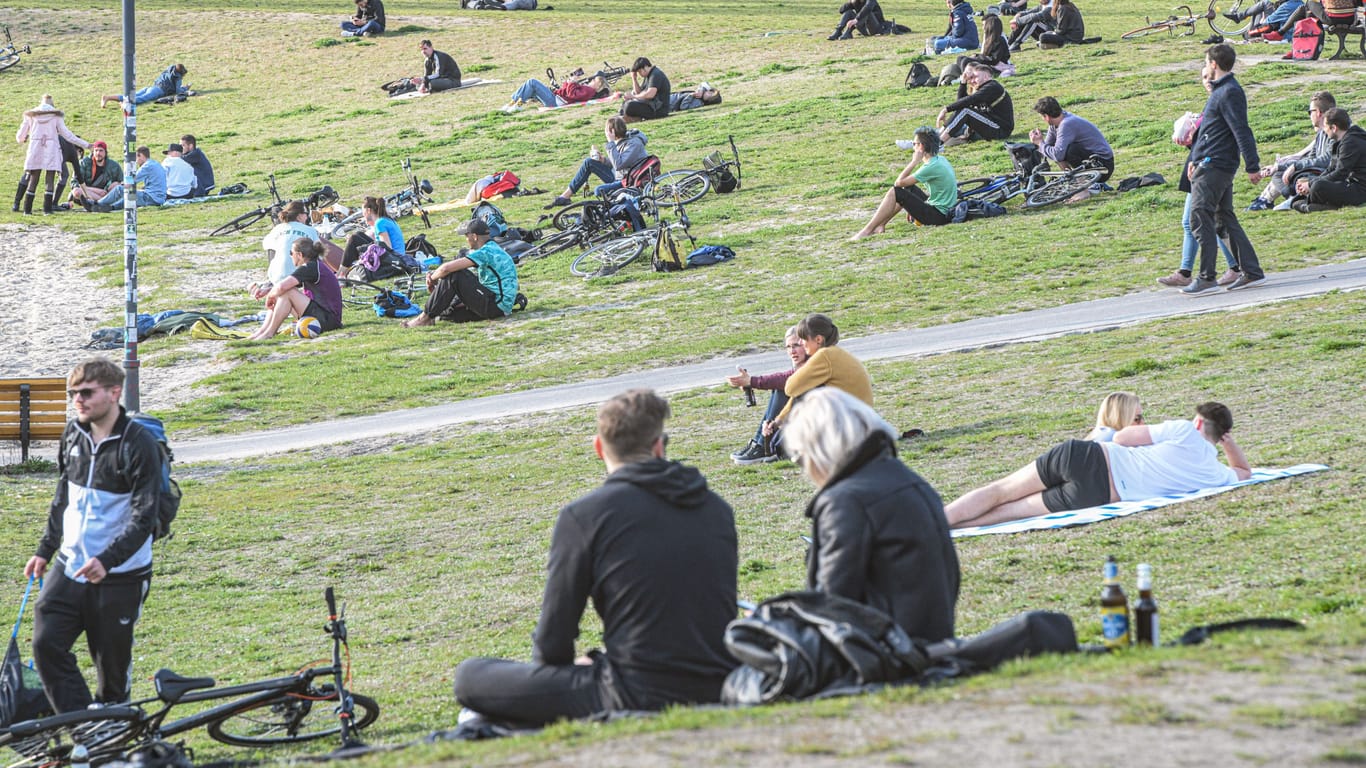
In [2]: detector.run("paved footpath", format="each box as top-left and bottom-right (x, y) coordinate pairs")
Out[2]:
(178, 259), (1366, 463)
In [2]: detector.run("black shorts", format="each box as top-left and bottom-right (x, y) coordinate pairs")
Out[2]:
(1035, 439), (1111, 512)
(304, 300), (342, 331)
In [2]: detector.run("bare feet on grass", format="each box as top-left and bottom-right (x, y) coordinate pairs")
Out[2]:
(401, 313), (435, 328)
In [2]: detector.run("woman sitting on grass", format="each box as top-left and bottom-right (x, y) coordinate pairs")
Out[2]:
(773, 314), (874, 425)
(500, 74), (609, 112)
(851, 127), (957, 240)
(247, 238), (344, 341)
(783, 387), (960, 642)
(342, 195), (405, 272)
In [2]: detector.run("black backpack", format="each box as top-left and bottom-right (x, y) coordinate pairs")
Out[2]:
(703, 151), (739, 193)
(905, 62), (932, 88)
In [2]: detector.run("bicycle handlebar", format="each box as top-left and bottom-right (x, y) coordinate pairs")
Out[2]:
(325, 587), (337, 619)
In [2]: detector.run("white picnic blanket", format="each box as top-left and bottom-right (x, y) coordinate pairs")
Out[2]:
(535, 94), (620, 112)
(390, 78), (502, 100)
(952, 464), (1330, 538)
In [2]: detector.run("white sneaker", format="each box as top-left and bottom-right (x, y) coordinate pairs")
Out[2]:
(341, 30), (356, 37)
(500, 103), (521, 114)
(896, 139), (915, 150)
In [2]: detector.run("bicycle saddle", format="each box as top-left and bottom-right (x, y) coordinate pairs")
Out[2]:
(153, 668), (216, 703)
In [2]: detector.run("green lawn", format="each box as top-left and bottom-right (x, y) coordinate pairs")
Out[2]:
(3, 0), (1365, 764)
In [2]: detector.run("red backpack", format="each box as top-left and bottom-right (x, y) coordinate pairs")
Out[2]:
(622, 156), (661, 189)
(1291, 16), (1324, 59)
(480, 170), (520, 200)
(553, 81), (599, 103)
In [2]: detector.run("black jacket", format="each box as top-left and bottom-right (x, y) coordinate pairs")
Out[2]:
(804, 432), (960, 643)
(534, 458), (738, 707)
(1053, 2), (1085, 42)
(181, 148), (215, 194)
(1189, 73), (1259, 174)
(39, 408), (160, 580)
(424, 50), (461, 85)
(1319, 124), (1366, 188)
(948, 78), (1015, 136)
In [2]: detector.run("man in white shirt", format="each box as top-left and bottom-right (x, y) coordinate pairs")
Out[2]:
(161, 143), (197, 199)
(945, 401), (1252, 528)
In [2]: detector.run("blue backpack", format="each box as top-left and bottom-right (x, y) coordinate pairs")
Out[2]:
(472, 202), (509, 238)
(122, 413), (181, 542)
(687, 244), (736, 267)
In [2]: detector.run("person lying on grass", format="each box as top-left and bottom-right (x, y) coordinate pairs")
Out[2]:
(945, 401), (1252, 529)
(246, 238), (343, 340)
(501, 73), (608, 112)
(1085, 391), (1145, 443)
(851, 126), (958, 240)
(402, 218), (519, 326)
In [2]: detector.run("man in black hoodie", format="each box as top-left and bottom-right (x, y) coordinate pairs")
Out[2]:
(1296, 108), (1366, 210)
(454, 389), (738, 725)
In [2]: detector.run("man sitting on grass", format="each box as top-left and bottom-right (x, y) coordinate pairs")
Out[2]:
(453, 388), (738, 726)
(88, 146), (165, 211)
(402, 218), (520, 326)
(409, 39), (461, 94)
(944, 401), (1252, 529)
(1292, 107), (1366, 212)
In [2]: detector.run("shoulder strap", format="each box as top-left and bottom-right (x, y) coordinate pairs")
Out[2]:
(1174, 618), (1302, 646)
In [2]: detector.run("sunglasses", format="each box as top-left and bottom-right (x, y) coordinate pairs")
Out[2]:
(66, 386), (106, 400)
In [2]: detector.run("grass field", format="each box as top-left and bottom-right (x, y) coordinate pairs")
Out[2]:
(2, 0), (1365, 765)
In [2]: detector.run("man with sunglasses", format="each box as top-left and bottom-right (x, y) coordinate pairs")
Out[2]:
(945, 401), (1252, 529)
(23, 358), (162, 713)
(454, 389), (738, 726)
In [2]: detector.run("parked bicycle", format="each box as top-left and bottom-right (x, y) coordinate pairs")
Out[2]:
(570, 199), (695, 278)
(520, 188), (656, 263)
(0, 588), (379, 766)
(326, 158), (434, 240)
(210, 175), (339, 237)
(0, 26), (31, 72)
(955, 142), (1106, 209)
(644, 135), (744, 205)
(1122, 5), (1200, 38)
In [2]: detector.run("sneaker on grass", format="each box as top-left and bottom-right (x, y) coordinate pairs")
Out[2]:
(1247, 197), (1272, 211)
(731, 439), (778, 465)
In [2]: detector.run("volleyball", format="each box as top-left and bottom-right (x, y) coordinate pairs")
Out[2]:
(294, 316), (323, 338)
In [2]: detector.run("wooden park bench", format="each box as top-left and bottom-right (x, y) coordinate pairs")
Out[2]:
(0, 377), (67, 463)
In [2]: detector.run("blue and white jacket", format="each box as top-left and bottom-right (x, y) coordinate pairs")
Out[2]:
(38, 408), (160, 582)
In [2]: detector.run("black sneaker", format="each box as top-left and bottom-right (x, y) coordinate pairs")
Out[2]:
(513, 292), (528, 311)
(731, 439), (778, 465)
(543, 195), (570, 210)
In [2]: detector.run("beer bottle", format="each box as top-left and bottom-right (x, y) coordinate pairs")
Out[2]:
(738, 366), (757, 407)
(1100, 555), (1130, 649)
(1134, 563), (1159, 646)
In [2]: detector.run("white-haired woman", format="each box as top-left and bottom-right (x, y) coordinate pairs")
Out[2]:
(784, 387), (960, 642)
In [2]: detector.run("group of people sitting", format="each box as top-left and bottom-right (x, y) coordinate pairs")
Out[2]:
(14, 93), (214, 214)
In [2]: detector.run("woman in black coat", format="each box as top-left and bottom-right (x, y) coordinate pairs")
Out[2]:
(784, 387), (960, 642)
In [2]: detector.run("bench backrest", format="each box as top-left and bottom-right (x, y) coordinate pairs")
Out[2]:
(0, 377), (68, 441)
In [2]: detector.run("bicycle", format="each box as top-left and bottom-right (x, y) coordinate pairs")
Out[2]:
(210, 175), (339, 237)
(546, 62), (629, 89)
(1204, 0), (1261, 38)
(1122, 5), (1199, 38)
(0, 26), (31, 72)
(0, 587), (379, 766)
(955, 142), (1106, 209)
(520, 188), (656, 263)
(338, 233), (442, 309)
(326, 158), (434, 241)
(570, 200), (695, 278)
(644, 135), (744, 206)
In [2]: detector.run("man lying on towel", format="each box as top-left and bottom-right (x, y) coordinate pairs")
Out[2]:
(945, 401), (1252, 529)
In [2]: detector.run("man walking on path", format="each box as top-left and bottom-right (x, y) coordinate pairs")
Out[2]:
(1183, 43), (1266, 296)
(25, 358), (160, 713)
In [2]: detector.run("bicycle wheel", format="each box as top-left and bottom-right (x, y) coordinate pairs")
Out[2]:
(0, 52), (20, 72)
(338, 277), (385, 309)
(552, 201), (602, 231)
(1023, 170), (1104, 209)
(211, 208), (269, 237)
(519, 228), (583, 262)
(646, 170), (710, 205)
(571, 236), (646, 278)
(0, 707), (144, 764)
(206, 689), (379, 747)
(1207, 0), (1252, 36)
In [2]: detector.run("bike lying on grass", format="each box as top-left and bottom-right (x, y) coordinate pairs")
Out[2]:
(519, 187), (657, 264)
(0, 26), (32, 72)
(644, 135), (744, 206)
(321, 158), (434, 240)
(1121, 5), (1201, 38)
(0, 588), (379, 766)
(570, 199), (696, 278)
(210, 175), (339, 237)
(337, 233), (442, 309)
(954, 142), (1107, 209)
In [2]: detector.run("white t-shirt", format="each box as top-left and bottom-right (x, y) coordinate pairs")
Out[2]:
(1103, 419), (1238, 501)
(162, 156), (197, 197)
(262, 221), (321, 284)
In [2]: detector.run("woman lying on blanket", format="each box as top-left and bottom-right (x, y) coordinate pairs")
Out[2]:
(1085, 391), (1143, 443)
(246, 238), (344, 341)
(500, 74), (609, 113)
(544, 116), (647, 208)
(784, 387), (960, 643)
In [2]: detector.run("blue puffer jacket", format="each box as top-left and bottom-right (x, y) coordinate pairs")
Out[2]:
(943, 1), (980, 49)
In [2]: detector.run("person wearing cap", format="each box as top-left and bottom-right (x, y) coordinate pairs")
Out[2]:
(410, 40), (461, 94)
(68, 141), (123, 207)
(161, 143), (196, 199)
(620, 57), (671, 123)
(15, 94), (89, 215)
(402, 218), (520, 326)
(668, 83), (722, 112)
(100, 64), (187, 108)
(90, 146), (166, 211)
(179, 135), (214, 197)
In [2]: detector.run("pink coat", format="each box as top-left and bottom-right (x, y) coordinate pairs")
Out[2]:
(16, 105), (88, 172)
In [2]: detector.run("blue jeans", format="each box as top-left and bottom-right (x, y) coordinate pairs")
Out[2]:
(1179, 192), (1236, 272)
(128, 84), (167, 105)
(511, 79), (559, 107)
(98, 186), (163, 209)
(569, 158), (614, 195)
(933, 34), (978, 52)
(751, 390), (790, 445)
(341, 19), (383, 34)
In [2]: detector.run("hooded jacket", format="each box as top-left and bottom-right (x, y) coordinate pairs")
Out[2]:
(534, 457), (738, 707)
(607, 129), (649, 179)
(1318, 124), (1366, 188)
(17, 103), (88, 172)
(804, 432), (960, 642)
(943, 1), (981, 48)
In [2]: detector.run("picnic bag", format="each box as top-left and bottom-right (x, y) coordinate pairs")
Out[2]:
(472, 201), (510, 238)
(0, 580), (52, 729)
(480, 171), (521, 200)
(1290, 17), (1324, 59)
(905, 62), (933, 88)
